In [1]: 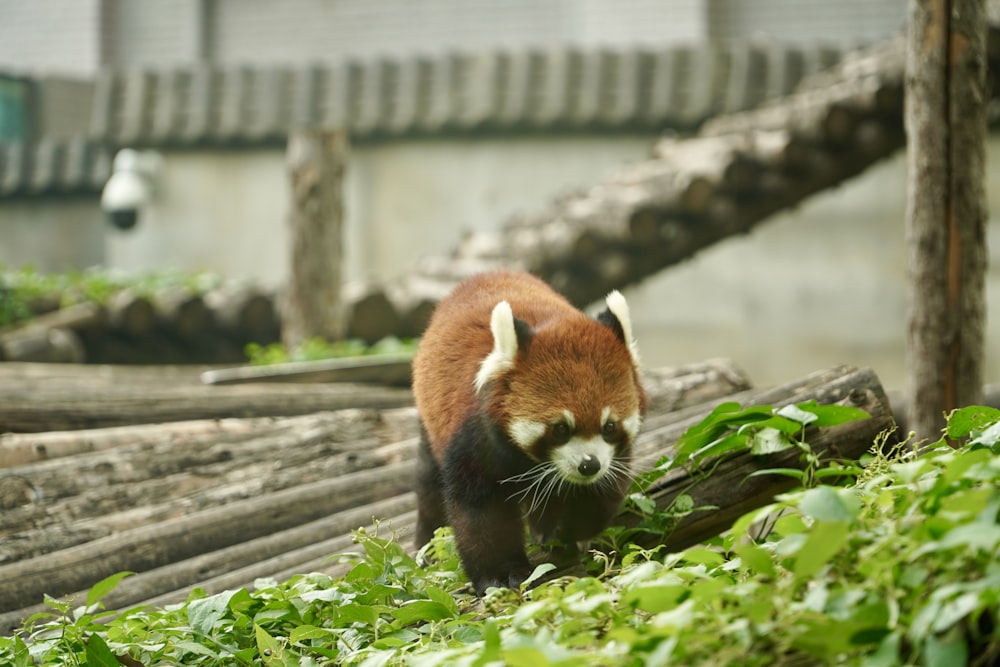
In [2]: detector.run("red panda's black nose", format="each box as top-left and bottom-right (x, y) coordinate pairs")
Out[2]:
(578, 455), (601, 477)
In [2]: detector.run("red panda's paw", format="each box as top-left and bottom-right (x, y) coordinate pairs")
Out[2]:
(471, 563), (532, 596)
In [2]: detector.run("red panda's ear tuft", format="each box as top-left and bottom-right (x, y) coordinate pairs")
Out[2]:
(598, 290), (640, 367)
(474, 301), (532, 392)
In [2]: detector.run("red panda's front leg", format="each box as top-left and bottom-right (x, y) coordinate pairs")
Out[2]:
(446, 494), (532, 595)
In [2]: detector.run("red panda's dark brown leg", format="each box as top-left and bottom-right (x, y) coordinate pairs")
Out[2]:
(448, 497), (531, 595)
(414, 430), (448, 547)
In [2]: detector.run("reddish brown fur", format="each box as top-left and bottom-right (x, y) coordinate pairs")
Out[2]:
(411, 270), (646, 593)
(413, 270), (643, 460)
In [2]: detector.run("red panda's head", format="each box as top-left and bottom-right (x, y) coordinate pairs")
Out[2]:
(475, 291), (645, 487)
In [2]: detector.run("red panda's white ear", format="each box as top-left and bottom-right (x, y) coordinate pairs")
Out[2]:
(474, 301), (524, 392)
(604, 290), (640, 366)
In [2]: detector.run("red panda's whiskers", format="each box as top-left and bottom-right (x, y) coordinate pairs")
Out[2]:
(502, 463), (561, 515)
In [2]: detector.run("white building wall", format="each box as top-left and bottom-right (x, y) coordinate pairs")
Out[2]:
(209, 0), (709, 66)
(0, 0), (102, 75)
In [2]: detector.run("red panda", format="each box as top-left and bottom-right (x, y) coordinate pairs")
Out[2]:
(412, 270), (646, 594)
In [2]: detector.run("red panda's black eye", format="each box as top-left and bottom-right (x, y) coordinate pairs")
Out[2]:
(602, 421), (617, 441)
(552, 422), (571, 441)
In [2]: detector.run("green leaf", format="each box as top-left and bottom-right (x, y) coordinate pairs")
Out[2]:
(521, 562), (557, 590)
(776, 404), (819, 425)
(425, 585), (459, 614)
(946, 405), (1000, 440)
(734, 543), (776, 579)
(337, 602), (380, 627)
(970, 420), (1000, 447)
(935, 522), (1000, 554)
(623, 584), (689, 613)
(689, 432), (749, 465)
(255, 624), (289, 667)
(84, 634), (120, 667)
(391, 600), (455, 626)
(799, 486), (860, 523)
(85, 571), (134, 608)
(941, 447), (992, 485)
(861, 632), (902, 667)
(289, 624), (332, 643)
(749, 427), (794, 455)
(503, 646), (553, 667)
(746, 467), (806, 481)
(794, 401), (870, 427)
(924, 630), (969, 667)
(171, 640), (219, 659)
(793, 520), (850, 580)
(187, 588), (243, 636)
(679, 547), (726, 568)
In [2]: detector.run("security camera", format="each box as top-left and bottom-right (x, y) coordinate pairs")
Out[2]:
(101, 149), (162, 231)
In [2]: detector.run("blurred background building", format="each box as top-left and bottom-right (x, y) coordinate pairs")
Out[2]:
(3, 0), (998, 391)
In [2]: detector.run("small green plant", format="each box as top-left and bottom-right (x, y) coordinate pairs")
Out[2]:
(0, 265), (224, 327)
(613, 400), (870, 550)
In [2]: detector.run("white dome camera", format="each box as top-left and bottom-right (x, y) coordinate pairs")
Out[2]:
(100, 149), (162, 231)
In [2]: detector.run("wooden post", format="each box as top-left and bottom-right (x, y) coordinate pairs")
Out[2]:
(282, 129), (348, 350)
(904, 0), (988, 439)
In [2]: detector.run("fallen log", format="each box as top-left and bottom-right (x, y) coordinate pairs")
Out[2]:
(133, 506), (418, 614)
(629, 366), (895, 552)
(0, 302), (102, 363)
(106, 289), (157, 338)
(0, 366), (414, 432)
(0, 360), (747, 545)
(0, 460), (415, 613)
(152, 287), (214, 342)
(200, 353), (414, 387)
(204, 285), (281, 344)
(0, 427), (410, 536)
(0, 499), (417, 635)
(0, 363), (891, 631)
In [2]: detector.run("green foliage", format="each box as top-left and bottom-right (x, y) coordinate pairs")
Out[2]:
(245, 336), (417, 365)
(0, 265), (224, 327)
(616, 400), (870, 547)
(2, 408), (998, 666)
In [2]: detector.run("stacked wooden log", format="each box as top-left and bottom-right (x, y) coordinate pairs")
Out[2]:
(0, 359), (896, 633)
(0, 285), (281, 365)
(340, 28), (1000, 330)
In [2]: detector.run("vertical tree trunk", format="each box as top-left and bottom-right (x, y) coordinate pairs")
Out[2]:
(904, 0), (988, 440)
(282, 129), (348, 349)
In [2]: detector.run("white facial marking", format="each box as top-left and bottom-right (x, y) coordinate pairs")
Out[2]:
(552, 436), (615, 484)
(601, 406), (612, 425)
(605, 290), (640, 366)
(474, 301), (519, 393)
(509, 419), (546, 451)
(562, 409), (576, 429)
(622, 412), (642, 440)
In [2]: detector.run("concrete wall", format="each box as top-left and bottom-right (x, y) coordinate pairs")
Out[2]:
(207, 0), (708, 65)
(103, 136), (654, 287)
(0, 1), (102, 76)
(0, 199), (104, 272)
(707, 0), (906, 46)
(627, 144), (1000, 390)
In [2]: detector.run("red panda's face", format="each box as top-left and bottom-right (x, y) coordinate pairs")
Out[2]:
(477, 292), (644, 487)
(502, 330), (642, 485)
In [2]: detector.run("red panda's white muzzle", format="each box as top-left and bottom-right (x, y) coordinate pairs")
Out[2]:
(552, 436), (616, 484)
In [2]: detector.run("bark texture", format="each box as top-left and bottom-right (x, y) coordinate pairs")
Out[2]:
(0, 360), (895, 633)
(904, 0), (988, 439)
(282, 129), (349, 349)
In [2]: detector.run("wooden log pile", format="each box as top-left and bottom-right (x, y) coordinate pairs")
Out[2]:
(0, 285), (281, 365)
(0, 358), (897, 633)
(340, 28), (1000, 335)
